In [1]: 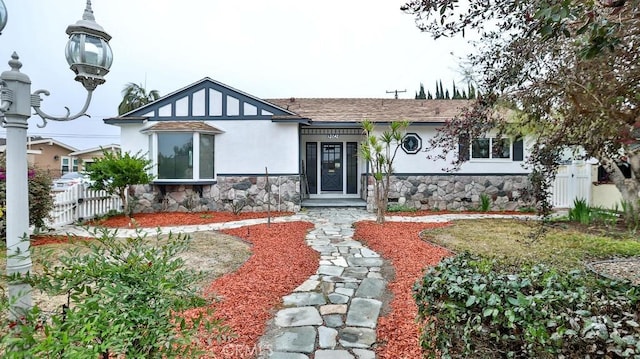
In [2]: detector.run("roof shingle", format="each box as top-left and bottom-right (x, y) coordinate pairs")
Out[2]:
(265, 98), (469, 123)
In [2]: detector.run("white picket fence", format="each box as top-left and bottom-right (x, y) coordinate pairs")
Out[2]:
(551, 162), (592, 208)
(47, 185), (123, 229)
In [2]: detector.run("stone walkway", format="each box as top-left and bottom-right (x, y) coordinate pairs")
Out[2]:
(259, 208), (381, 359)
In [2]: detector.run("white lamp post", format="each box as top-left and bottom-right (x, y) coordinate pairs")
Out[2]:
(1, 0), (113, 317)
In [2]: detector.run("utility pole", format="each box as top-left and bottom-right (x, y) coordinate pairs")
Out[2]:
(386, 89), (406, 99)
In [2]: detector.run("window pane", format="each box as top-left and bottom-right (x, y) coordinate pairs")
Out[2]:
(471, 138), (490, 158)
(492, 138), (511, 159)
(199, 134), (215, 179)
(158, 133), (193, 179)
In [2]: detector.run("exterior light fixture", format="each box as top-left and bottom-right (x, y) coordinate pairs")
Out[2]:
(0, 0), (7, 35)
(0, 0), (113, 318)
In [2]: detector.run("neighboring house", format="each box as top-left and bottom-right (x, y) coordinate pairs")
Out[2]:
(0, 138), (78, 178)
(68, 144), (121, 172)
(0, 138), (120, 178)
(105, 77), (532, 213)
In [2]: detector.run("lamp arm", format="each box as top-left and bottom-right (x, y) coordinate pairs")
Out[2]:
(31, 89), (93, 128)
(0, 80), (12, 113)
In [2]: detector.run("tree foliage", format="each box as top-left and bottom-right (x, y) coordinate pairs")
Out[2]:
(403, 0), (640, 216)
(117, 83), (160, 115)
(418, 80), (476, 99)
(88, 150), (153, 217)
(361, 120), (409, 224)
(0, 153), (54, 241)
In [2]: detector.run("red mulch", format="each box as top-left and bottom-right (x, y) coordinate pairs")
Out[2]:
(30, 235), (93, 246)
(354, 221), (453, 359)
(390, 210), (533, 217)
(188, 221), (317, 358)
(88, 211), (293, 228)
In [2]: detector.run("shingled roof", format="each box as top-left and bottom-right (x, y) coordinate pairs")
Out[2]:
(141, 121), (224, 133)
(265, 98), (470, 123)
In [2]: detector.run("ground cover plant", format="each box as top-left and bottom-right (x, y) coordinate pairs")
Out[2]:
(415, 219), (640, 358)
(415, 254), (640, 358)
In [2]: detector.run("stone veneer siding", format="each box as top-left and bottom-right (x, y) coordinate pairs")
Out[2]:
(130, 175), (301, 213)
(366, 174), (532, 211)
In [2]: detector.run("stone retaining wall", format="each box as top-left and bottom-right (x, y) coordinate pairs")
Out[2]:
(366, 174), (532, 211)
(130, 175), (301, 213)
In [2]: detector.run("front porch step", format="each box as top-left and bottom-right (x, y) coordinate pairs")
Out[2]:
(301, 198), (367, 208)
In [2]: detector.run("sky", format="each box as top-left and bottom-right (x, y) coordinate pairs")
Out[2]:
(0, 0), (473, 149)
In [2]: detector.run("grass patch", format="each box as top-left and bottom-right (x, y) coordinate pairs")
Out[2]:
(0, 231), (251, 313)
(422, 219), (640, 270)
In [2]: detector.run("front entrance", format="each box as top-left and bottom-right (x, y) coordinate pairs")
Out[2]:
(302, 131), (361, 197)
(321, 143), (343, 191)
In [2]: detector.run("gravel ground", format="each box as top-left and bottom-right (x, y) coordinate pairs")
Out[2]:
(589, 258), (640, 285)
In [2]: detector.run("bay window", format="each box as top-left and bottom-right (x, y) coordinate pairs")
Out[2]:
(155, 132), (215, 181)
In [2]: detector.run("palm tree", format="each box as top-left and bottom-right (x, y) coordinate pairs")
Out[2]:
(118, 82), (160, 115)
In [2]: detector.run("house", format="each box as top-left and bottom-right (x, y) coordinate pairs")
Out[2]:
(0, 137), (78, 178)
(104, 77), (532, 213)
(68, 144), (121, 172)
(0, 138), (120, 178)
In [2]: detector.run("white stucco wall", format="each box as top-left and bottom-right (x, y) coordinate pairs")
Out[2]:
(377, 125), (531, 174)
(114, 120), (299, 176)
(213, 120), (299, 174)
(119, 124), (149, 154)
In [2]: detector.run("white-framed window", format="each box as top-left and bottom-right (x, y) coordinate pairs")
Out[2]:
(471, 137), (511, 159)
(154, 132), (215, 180)
(61, 157), (79, 173)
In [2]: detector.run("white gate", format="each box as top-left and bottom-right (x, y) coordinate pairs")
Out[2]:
(47, 185), (123, 228)
(551, 162), (592, 208)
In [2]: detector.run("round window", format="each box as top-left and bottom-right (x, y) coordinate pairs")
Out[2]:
(401, 133), (422, 154)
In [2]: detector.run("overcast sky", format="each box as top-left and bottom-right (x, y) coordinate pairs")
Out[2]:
(0, 0), (472, 149)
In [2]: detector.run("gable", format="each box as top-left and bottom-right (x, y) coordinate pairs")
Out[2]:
(118, 78), (296, 121)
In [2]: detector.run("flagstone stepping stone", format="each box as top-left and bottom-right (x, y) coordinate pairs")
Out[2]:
(274, 326), (317, 353)
(314, 350), (354, 359)
(345, 298), (382, 328)
(354, 278), (385, 299)
(338, 327), (377, 348)
(283, 292), (327, 307)
(318, 326), (338, 348)
(346, 257), (384, 267)
(275, 307), (323, 327)
(269, 353), (309, 359)
(352, 349), (376, 359)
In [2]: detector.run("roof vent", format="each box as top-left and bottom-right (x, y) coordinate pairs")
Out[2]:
(435, 107), (440, 115)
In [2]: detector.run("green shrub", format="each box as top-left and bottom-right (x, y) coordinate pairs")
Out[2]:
(568, 198), (592, 225)
(414, 253), (640, 358)
(387, 203), (418, 213)
(0, 154), (54, 241)
(1, 228), (230, 358)
(479, 193), (491, 212)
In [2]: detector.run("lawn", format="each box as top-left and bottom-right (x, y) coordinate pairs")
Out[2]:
(421, 218), (640, 270)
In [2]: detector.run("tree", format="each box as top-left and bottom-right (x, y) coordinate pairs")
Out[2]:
(416, 83), (427, 99)
(118, 83), (160, 115)
(403, 0), (640, 216)
(88, 150), (154, 217)
(361, 120), (409, 224)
